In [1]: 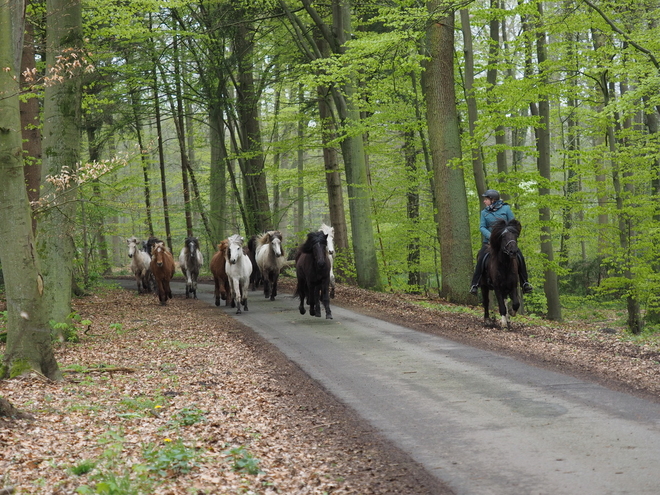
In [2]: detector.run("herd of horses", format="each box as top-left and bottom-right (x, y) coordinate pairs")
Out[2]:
(126, 223), (335, 320)
(128, 218), (524, 329)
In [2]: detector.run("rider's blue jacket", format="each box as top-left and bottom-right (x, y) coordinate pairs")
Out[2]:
(479, 200), (514, 243)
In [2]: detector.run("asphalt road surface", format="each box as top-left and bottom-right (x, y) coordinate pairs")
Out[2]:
(125, 280), (660, 495)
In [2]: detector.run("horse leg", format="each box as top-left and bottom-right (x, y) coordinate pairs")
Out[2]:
(321, 282), (332, 319)
(482, 287), (490, 321)
(241, 280), (249, 311)
(263, 272), (271, 299)
(231, 278), (242, 314)
(510, 289), (520, 316)
(270, 273), (278, 301)
(213, 277), (221, 306)
(495, 291), (508, 328)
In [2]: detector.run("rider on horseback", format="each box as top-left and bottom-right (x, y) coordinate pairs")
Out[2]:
(469, 189), (533, 295)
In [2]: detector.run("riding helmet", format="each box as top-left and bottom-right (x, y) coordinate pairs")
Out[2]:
(482, 189), (500, 201)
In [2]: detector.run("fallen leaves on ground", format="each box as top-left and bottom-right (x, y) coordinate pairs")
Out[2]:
(0, 286), (440, 494)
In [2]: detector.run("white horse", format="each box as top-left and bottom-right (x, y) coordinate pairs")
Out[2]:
(225, 234), (253, 314)
(178, 236), (204, 299)
(255, 230), (286, 301)
(319, 223), (336, 298)
(127, 236), (152, 294)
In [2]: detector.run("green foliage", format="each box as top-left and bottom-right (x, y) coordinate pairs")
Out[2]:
(50, 312), (92, 343)
(70, 460), (97, 476)
(168, 405), (206, 427)
(224, 446), (262, 475)
(142, 439), (202, 476)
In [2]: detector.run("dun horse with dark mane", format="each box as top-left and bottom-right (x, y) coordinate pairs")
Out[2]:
(479, 218), (522, 329)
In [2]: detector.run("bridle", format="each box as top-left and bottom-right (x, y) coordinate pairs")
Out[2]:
(500, 228), (519, 257)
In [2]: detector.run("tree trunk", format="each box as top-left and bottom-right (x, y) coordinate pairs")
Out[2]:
(20, 10), (41, 235)
(423, 7), (473, 303)
(459, 8), (486, 202)
(37, 0), (83, 325)
(0, 3), (61, 380)
(235, 20), (271, 234)
(209, 99), (227, 245)
(534, 3), (562, 321)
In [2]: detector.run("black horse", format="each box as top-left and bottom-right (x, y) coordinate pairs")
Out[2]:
(295, 231), (332, 319)
(479, 218), (522, 329)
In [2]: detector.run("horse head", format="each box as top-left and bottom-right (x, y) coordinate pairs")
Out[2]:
(127, 237), (140, 258)
(185, 236), (199, 260)
(491, 219), (521, 258)
(319, 223), (335, 255)
(153, 242), (167, 267)
(227, 234), (244, 265)
(269, 231), (283, 258)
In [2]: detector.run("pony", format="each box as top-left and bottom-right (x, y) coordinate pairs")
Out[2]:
(479, 218), (522, 329)
(319, 223), (336, 298)
(127, 236), (152, 294)
(210, 240), (230, 307)
(255, 230), (286, 301)
(225, 234), (253, 314)
(295, 230), (332, 319)
(150, 241), (175, 305)
(247, 235), (262, 291)
(178, 236), (204, 299)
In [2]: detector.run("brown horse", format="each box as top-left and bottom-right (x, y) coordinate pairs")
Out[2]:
(150, 241), (175, 305)
(210, 240), (230, 307)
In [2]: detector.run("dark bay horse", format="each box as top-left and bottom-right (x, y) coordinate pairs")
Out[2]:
(479, 218), (522, 329)
(178, 236), (203, 299)
(210, 240), (230, 307)
(150, 241), (175, 305)
(295, 231), (332, 319)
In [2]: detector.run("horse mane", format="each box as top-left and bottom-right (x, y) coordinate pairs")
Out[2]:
(256, 230), (282, 248)
(490, 219), (521, 250)
(298, 231), (327, 255)
(319, 223), (333, 236)
(217, 239), (228, 254)
(228, 234), (243, 245)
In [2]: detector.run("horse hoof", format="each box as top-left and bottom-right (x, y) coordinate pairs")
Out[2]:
(215, 299), (220, 307)
(299, 308), (306, 315)
(326, 314), (333, 319)
(314, 311), (321, 318)
(270, 296), (275, 301)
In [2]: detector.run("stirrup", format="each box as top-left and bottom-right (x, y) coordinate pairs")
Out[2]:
(522, 282), (533, 294)
(469, 285), (479, 295)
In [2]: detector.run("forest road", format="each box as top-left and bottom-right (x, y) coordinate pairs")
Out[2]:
(120, 279), (660, 495)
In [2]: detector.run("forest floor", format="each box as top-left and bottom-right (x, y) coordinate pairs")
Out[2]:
(1, 276), (659, 494)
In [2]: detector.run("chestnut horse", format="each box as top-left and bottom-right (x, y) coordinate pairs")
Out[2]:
(210, 240), (230, 307)
(150, 241), (175, 305)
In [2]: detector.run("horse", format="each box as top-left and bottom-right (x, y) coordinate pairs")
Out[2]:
(178, 236), (204, 299)
(319, 223), (336, 298)
(255, 230), (286, 301)
(225, 234), (253, 314)
(247, 235), (262, 291)
(479, 218), (522, 329)
(150, 241), (175, 305)
(210, 240), (230, 307)
(295, 230), (332, 319)
(127, 236), (152, 294)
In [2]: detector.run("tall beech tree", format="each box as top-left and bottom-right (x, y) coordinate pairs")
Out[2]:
(0, 1), (61, 380)
(423, 5), (473, 303)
